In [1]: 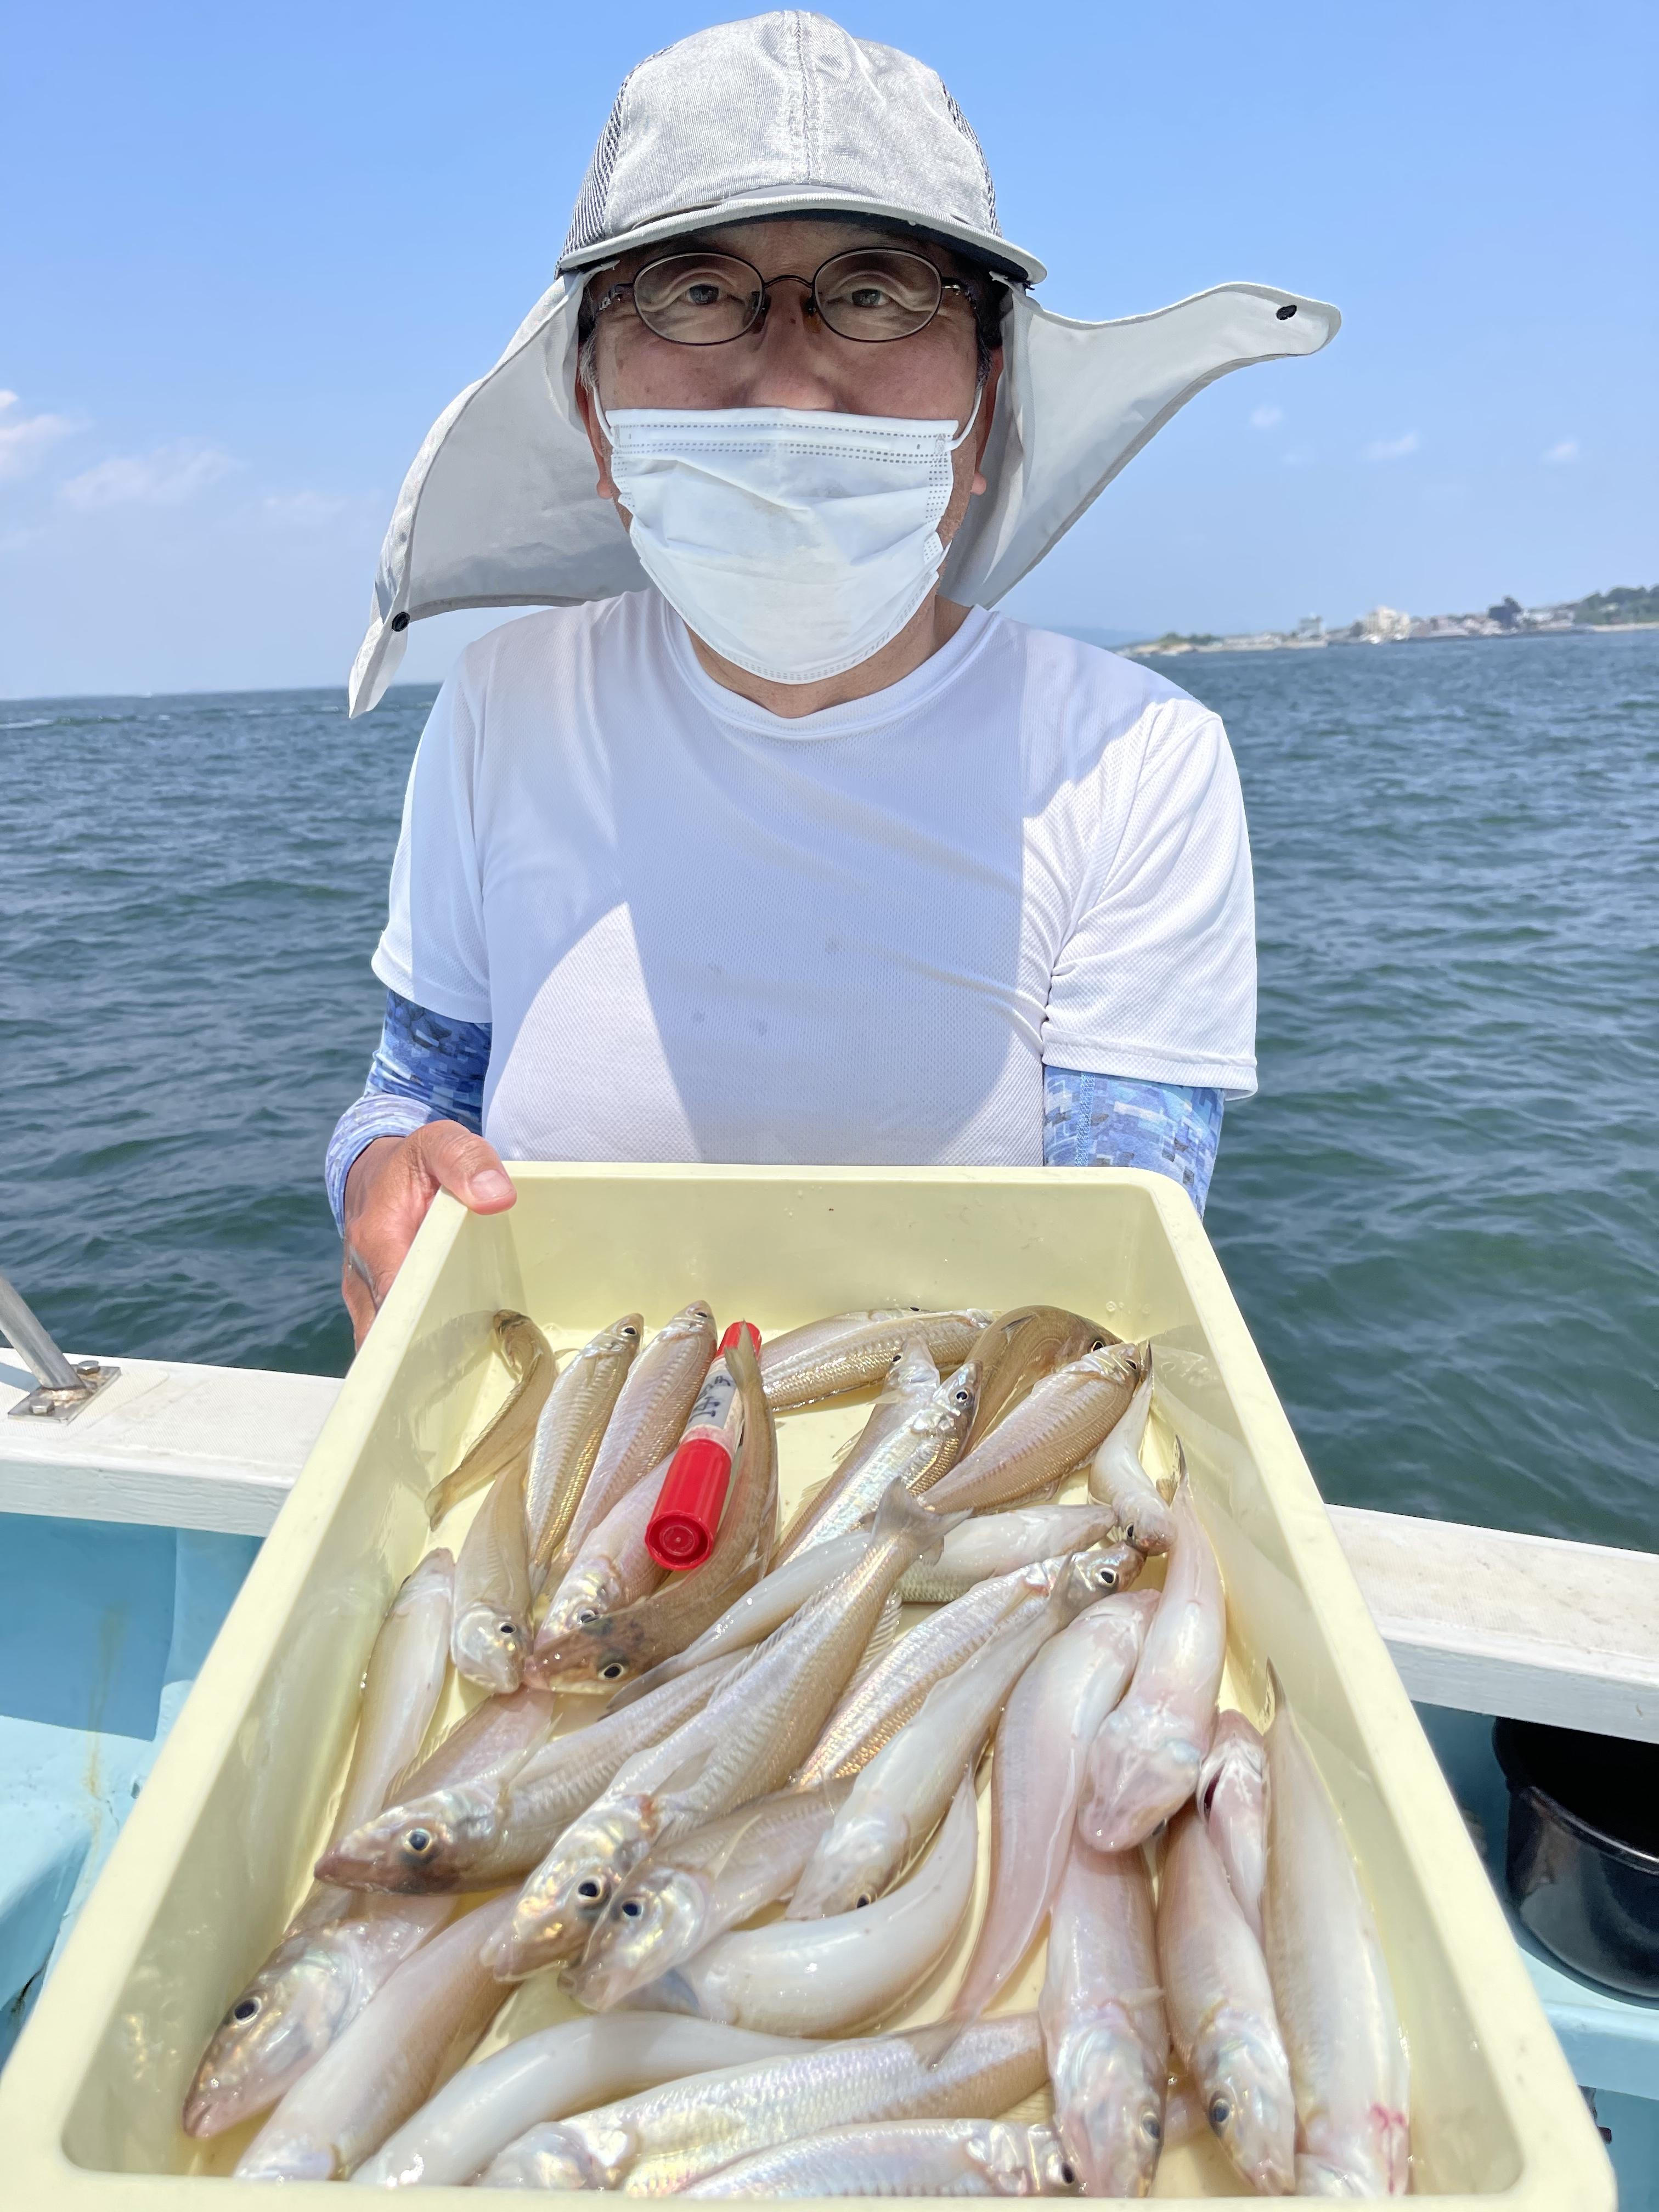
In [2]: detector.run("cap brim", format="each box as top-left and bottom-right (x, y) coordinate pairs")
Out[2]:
(557, 189), (1045, 286)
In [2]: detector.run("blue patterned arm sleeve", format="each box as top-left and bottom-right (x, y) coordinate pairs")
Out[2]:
(324, 991), (493, 1233)
(1042, 1069), (1225, 1216)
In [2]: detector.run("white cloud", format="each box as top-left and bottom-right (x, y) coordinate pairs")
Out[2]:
(1250, 404), (1283, 430)
(1542, 438), (1579, 466)
(61, 439), (235, 510)
(0, 390), (81, 482)
(1363, 431), (1420, 462)
(259, 489), (353, 526)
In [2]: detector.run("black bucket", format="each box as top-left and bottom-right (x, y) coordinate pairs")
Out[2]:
(1493, 1718), (1659, 1998)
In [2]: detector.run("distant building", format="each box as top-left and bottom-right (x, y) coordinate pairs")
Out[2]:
(1358, 605), (1412, 643)
(1295, 614), (1324, 640)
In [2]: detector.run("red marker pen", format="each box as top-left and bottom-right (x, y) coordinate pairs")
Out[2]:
(646, 1322), (761, 1570)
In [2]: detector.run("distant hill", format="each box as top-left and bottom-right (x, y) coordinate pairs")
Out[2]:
(1573, 584), (1659, 626)
(1053, 626), (1146, 652)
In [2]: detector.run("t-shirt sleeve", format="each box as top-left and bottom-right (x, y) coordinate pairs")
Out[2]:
(1041, 701), (1257, 1099)
(371, 669), (493, 1024)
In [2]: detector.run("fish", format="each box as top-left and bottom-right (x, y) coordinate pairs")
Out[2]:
(450, 1454), (534, 1693)
(235, 1892), (517, 2181)
(425, 1311), (556, 1525)
(774, 1335), (939, 1559)
(952, 1590), (1159, 2024)
(759, 1310), (992, 1410)
(1039, 1839), (1169, 2199)
(182, 1892), (454, 2138)
(1087, 1362), (1173, 1554)
(523, 1314), (643, 1581)
(797, 1548), (1135, 1790)
(923, 1344), (1146, 1517)
(529, 1332), (777, 1693)
(636, 1773), (979, 2036)
(775, 1359), (980, 1562)
(355, 2017), (819, 2192)
(488, 1481), (957, 1979)
(1261, 1671), (1410, 2196)
(608, 1528), (870, 1711)
(534, 1457), (673, 1654)
(391, 1681), (559, 1804)
(1078, 1462), (1226, 1852)
(1198, 1710), (1268, 1945)
(553, 1302), (718, 1573)
(963, 1306), (1117, 1455)
(896, 1501), (1124, 1604)
(573, 1785), (844, 2012)
(789, 1582), (1086, 1918)
(1156, 1801), (1296, 2196)
(678, 2118), (1082, 2199)
(317, 1657), (740, 1894)
(472, 2013), (1048, 2194)
(331, 1549), (455, 1848)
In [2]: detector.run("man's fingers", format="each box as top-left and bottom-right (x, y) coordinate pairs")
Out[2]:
(414, 1124), (517, 1212)
(341, 1251), (379, 1348)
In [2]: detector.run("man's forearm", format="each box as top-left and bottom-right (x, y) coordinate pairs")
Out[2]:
(1042, 1068), (1224, 1214)
(325, 990), (493, 1232)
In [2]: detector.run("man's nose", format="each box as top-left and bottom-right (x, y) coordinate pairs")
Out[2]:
(731, 279), (842, 409)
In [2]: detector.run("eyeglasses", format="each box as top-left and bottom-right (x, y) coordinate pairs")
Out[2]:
(591, 247), (978, 347)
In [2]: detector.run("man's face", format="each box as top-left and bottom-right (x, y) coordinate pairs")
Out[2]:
(575, 215), (1001, 551)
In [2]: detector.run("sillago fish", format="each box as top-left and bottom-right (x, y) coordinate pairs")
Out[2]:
(1087, 1362), (1173, 1554)
(523, 1314), (642, 1581)
(962, 1306), (1116, 1455)
(610, 1527), (868, 1711)
(236, 1892), (517, 2181)
(450, 1454), (533, 1693)
(775, 1335), (939, 1561)
(535, 1457), (673, 1656)
(1199, 1709), (1268, 1945)
(392, 1681), (558, 1804)
(790, 1583), (1086, 1918)
(488, 1481), (956, 1979)
(331, 1549), (455, 1850)
(797, 1548), (1137, 1790)
(356, 2017), (817, 2192)
(318, 1656), (740, 1894)
(637, 1774), (978, 2036)
(896, 1501), (1124, 1605)
(531, 1333), (776, 1693)
(554, 1302), (717, 1574)
(473, 2013), (1047, 2194)
(924, 1345), (1146, 1517)
(952, 1590), (1158, 2024)
(775, 1359), (979, 1564)
(1262, 1671), (1410, 2197)
(574, 1784), (843, 2011)
(679, 2118), (1080, 2199)
(1156, 1801), (1295, 2197)
(1079, 1463), (1226, 1852)
(759, 1310), (991, 1410)
(426, 1312), (555, 1525)
(1039, 1839), (1169, 2199)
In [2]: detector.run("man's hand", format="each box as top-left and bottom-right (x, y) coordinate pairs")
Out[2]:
(341, 1122), (516, 1348)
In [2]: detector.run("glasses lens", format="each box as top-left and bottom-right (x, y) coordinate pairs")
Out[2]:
(633, 253), (761, 345)
(814, 250), (944, 341)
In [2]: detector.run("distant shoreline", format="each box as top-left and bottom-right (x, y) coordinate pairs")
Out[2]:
(1125, 620), (1659, 661)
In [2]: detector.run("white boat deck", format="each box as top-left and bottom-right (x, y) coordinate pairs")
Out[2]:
(4, 1351), (1656, 1740)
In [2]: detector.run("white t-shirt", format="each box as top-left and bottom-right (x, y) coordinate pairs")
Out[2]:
(374, 590), (1256, 1167)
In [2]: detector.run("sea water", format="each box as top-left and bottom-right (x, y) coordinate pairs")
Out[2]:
(2, 631), (1654, 1546)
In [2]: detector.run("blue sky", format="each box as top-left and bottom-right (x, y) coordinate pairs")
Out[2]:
(3, 0), (1655, 697)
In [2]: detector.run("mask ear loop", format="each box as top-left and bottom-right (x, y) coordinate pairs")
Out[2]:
(949, 374), (987, 452)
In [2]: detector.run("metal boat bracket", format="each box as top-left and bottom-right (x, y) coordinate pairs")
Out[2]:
(0, 1269), (120, 1423)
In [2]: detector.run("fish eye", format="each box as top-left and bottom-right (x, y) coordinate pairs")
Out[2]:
(1057, 2162), (1077, 2187)
(1208, 2097), (1232, 2132)
(600, 1661), (627, 1680)
(623, 1325), (640, 1339)
(1090, 1336), (1107, 1350)
(576, 1878), (603, 1901)
(1094, 1564), (1119, 1588)
(854, 1892), (874, 1909)
(230, 1996), (259, 2023)
(405, 1828), (433, 1854)
(619, 1899), (645, 1919)
(499, 1621), (519, 1638)
(576, 1609), (600, 1625)
(1143, 2116), (1163, 2143)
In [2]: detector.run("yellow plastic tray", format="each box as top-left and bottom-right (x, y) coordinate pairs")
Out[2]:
(0, 1165), (1611, 2204)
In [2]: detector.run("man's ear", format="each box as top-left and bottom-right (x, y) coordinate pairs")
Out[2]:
(573, 370), (620, 504)
(970, 350), (1003, 499)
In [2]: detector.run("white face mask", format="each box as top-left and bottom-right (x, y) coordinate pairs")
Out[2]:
(596, 393), (981, 686)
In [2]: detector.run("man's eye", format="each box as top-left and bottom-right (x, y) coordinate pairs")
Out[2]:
(685, 283), (723, 307)
(846, 286), (889, 309)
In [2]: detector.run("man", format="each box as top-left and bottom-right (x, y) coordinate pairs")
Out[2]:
(328, 13), (1336, 1345)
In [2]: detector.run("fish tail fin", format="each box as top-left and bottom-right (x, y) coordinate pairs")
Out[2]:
(871, 1478), (967, 1561)
(904, 2018), (963, 2071)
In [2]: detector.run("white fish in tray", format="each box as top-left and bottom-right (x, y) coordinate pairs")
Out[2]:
(895, 1500), (1124, 1604)
(451, 1455), (534, 1692)
(473, 2013), (1047, 2194)
(634, 1774), (979, 2036)
(678, 2117), (1082, 2198)
(1199, 1709), (1268, 1945)
(775, 1356), (979, 1561)
(1087, 1365), (1175, 1554)
(775, 1333), (942, 1561)
(1262, 1672), (1411, 2197)
(536, 1456), (674, 1650)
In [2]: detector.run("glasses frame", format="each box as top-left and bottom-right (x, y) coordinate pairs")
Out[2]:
(590, 245), (980, 348)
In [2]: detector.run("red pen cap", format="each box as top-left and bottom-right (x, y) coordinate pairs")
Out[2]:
(720, 1321), (762, 1355)
(646, 1438), (731, 1568)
